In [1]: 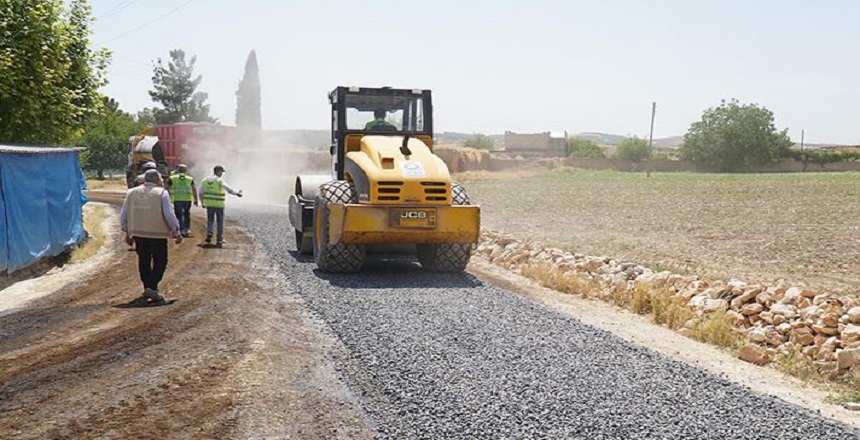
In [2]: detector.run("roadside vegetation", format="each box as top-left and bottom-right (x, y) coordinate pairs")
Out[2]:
(613, 136), (651, 163)
(566, 138), (604, 158)
(464, 133), (497, 150)
(85, 176), (127, 191)
(69, 204), (109, 263)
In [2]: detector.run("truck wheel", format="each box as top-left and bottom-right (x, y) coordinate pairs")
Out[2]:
(417, 183), (473, 272)
(295, 230), (313, 254)
(313, 181), (366, 272)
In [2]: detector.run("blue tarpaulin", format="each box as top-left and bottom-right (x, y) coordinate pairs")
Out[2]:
(0, 145), (87, 273)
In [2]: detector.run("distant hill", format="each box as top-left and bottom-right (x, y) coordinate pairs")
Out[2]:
(651, 135), (685, 148)
(437, 132), (504, 143)
(570, 132), (685, 148)
(571, 132), (628, 146)
(264, 129), (857, 152)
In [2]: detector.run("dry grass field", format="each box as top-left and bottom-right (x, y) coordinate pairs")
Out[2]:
(85, 175), (127, 191)
(462, 168), (860, 296)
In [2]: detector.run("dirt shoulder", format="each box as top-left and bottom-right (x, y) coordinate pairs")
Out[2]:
(0, 191), (372, 440)
(467, 258), (860, 430)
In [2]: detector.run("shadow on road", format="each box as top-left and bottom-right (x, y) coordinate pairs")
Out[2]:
(287, 249), (314, 263)
(113, 299), (178, 309)
(314, 257), (484, 290)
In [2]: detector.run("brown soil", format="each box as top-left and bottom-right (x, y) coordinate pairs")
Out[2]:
(0, 191), (372, 440)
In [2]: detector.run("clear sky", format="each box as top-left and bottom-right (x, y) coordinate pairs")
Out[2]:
(90, 0), (860, 144)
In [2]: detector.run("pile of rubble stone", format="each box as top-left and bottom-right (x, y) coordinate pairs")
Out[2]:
(476, 230), (860, 377)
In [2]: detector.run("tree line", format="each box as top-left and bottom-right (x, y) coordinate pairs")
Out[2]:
(467, 101), (853, 173)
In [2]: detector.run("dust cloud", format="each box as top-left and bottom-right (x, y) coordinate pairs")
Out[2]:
(179, 129), (330, 209)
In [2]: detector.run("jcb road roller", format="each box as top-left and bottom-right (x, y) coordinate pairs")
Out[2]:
(288, 86), (480, 272)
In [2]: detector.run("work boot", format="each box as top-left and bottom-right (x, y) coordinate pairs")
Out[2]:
(143, 288), (165, 304)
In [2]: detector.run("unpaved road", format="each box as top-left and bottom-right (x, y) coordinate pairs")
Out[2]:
(2, 192), (859, 439)
(0, 191), (372, 439)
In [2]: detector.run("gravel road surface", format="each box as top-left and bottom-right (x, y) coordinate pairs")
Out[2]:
(235, 205), (860, 440)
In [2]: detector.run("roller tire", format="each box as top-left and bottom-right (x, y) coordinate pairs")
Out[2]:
(417, 183), (473, 272)
(313, 181), (366, 272)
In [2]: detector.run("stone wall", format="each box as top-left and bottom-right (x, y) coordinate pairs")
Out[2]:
(503, 131), (567, 158)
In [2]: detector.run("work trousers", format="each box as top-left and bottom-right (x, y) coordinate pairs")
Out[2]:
(173, 201), (192, 234)
(206, 207), (225, 243)
(134, 237), (168, 291)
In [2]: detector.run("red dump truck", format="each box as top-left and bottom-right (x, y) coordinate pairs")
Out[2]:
(126, 123), (238, 187)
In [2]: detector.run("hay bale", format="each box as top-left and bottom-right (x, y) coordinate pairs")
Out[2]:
(436, 145), (490, 172)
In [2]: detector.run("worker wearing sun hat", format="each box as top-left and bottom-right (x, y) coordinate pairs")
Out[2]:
(199, 165), (243, 248)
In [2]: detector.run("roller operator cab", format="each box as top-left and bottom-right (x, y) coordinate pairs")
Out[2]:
(288, 86), (481, 273)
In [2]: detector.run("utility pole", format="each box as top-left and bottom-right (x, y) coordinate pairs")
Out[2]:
(648, 102), (656, 150)
(646, 102), (656, 177)
(801, 129), (805, 151)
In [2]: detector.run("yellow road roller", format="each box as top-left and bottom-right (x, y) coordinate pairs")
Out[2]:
(287, 86), (480, 272)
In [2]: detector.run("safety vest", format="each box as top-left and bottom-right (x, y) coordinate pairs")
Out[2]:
(201, 178), (226, 208)
(169, 172), (194, 202)
(126, 184), (171, 239)
(365, 118), (395, 130)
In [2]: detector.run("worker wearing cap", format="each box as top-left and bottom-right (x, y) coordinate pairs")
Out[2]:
(199, 165), (243, 248)
(166, 164), (198, 238)
(127, 161), (161, 252)
(133, 161), (158, 186)
(120, 169), (182, 304)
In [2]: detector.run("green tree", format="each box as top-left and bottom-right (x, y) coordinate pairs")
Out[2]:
(614, 136), (651, 162)
(235, 50), (261, 128)
(236, 50), (262, 146)
(567, 138), (604, 158)
(464, 133), (495, 150)
(679, 99), (792, 172)
(136, 108), (157, 126)
(79, 97), (147, 179)
(148, 49), (217, 124)
(0, 0), (109, 145)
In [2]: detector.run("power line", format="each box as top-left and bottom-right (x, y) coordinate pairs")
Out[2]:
(101, 0), (142, 19)
(98, 0), (198, 44)
(111, 55), (153, 69)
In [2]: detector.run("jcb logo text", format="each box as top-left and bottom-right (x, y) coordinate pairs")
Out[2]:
(400, 211), (427, 219)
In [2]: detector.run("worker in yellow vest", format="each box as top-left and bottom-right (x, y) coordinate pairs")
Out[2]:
(166, 164), (198, 238)
(199, 165), (243, 248)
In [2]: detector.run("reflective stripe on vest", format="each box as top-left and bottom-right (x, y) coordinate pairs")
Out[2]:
(169, 172), (194, 202)
(201, 178), (226, 208)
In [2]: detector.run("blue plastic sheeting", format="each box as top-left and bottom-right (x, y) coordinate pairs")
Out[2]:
(0, 148), (86, 273)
